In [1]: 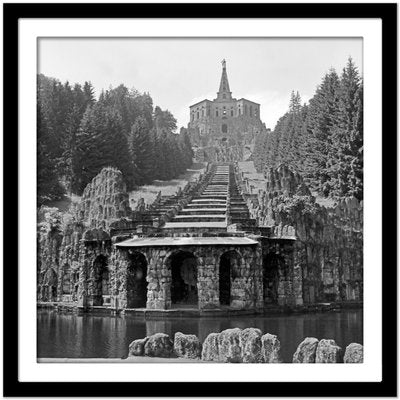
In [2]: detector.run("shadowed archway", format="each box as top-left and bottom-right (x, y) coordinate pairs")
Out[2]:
(219, 250), (241, 306)
(263, 253), (286, 305)
(126, 251), (148, 308)
(92, 255), (109, 306)
(166, 251), (198, 307)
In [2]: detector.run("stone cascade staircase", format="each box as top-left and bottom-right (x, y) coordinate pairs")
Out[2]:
(163, 164), (229, 230)
(228, 168), (256, 227)
(162, 163), (255, 232)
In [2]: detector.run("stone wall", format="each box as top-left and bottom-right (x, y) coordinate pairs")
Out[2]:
(73, 167), (132, 229)
(37, 208), (64, 302)
(241, 164), (363, 303)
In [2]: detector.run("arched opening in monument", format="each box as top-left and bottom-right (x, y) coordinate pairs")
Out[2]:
(219, 250), (241, 306)
(126, 251), (148, 308)
(221, 124), (228, 134)
(62, 264), (72, 295)
(92, 255), (110, 306)
(168, 251), (198, 307)
(263, 253), (285, 305)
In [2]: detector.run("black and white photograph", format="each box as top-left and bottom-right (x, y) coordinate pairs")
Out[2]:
(4, 3), (396, 396)
(36, 36), (364, 364)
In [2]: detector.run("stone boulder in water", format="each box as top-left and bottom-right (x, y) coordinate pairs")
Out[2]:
(240, 328), (262, 363)
(293, 337), (319, 363)
(261, 333), (282, 363)
(344, 343), (363, 363)
(128, 337), (148, 357)
(201, 333), (220, 362)
(218, 328), (242, 363)
(174, 332), (202, 359)
(315, 339), (343, 363)
(144, 333), (174, 358)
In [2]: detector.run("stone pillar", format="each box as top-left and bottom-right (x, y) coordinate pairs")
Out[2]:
(110, 248), (129, 310)
(197, 249), (220, 310)
(253, 245), (264, 309)
(146, 249), (171, 310)
(293, 243), (304, 306)
(77, 244), (89, 308)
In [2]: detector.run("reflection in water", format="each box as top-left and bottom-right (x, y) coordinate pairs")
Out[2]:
(37, 309), (363, 363)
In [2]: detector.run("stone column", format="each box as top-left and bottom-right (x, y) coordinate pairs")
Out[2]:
(293, 243), (304, 306)
(146, 248), (171, 310)
(253, 244), (264, 309)
(110, 248), (129, 310)
(77, 244), (89, 309)
(197, 248), (220, 310)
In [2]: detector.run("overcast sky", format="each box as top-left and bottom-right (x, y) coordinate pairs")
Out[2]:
(38, 38), (362, 130)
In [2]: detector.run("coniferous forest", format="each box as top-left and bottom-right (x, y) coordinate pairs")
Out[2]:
(37, 74), (193, 205)
(253, 58), (363, 200)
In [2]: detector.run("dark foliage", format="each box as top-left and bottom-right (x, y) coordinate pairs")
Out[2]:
(37, 75), (193, 200)
(253, 58), (363, 200)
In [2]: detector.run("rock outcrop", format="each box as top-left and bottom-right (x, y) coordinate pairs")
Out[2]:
(241, 163), (363, 304)
(144, 333), (174, 358)
(315, 339), (343, 363)
(201, 333), (220, 362)
(293, 337), (319, 363)
(344, 343), (363, 363)
(261, 333), (282, 363)
(174, 332), (202, 359)
(218, 328), (242, 363)
(74, 167), (132, 229)
(240, 328), (262, 363)
(128, 337), (149, 357)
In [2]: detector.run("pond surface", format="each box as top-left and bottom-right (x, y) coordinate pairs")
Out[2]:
(37, 308), (363, 363)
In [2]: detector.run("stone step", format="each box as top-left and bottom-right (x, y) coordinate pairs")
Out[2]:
(180, 208), (226, 214)
(191, 199), (226, 203)
(162, 221), (227, 229)
(195, 194), (227, 199)
(172, 215), (226, 222)
(186, 203), (227, 209)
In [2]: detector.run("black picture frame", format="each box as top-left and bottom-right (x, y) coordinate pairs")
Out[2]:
(3, 2), (397, 397)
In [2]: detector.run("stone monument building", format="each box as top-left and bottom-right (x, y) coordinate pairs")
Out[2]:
(188, 60), (265, 150)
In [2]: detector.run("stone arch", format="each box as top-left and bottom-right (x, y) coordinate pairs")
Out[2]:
(262, 252), (287, 305)
(91, 254), (110, 306)
(165, 250), (198, 307)
(219, 250), (242, 306)
(126, 251), (148, 308)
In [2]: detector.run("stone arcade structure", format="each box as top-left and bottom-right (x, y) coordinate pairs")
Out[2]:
(38, 161), (362, 314)
(188, 60), (266, 162)
(38, 164), (309, 313)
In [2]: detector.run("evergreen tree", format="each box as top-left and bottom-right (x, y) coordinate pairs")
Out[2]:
(306, 69), (341, 195)
(128, 116), (154, 185)
(37, 100), (65, 204)
(253, 58), (363, 199)
(73, 101), (135, 193)
(37, 74), (194, 198)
